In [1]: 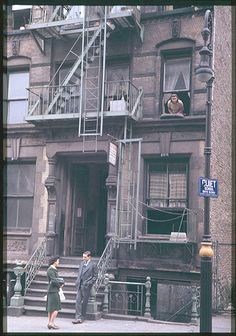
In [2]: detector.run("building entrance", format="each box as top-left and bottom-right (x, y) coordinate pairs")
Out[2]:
(63, 161), (108, 257)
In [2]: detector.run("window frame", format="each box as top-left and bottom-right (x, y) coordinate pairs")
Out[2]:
(160, 49), (193, 116)
(12, 5), (32, 30)
(3, 162), (36, 229)
(7, 70), (29, 124)
(145, 158), (189, 237)
(105, 59), (130, 110)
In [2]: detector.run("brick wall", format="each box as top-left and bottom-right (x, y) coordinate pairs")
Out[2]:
(211, 6), (233, 309)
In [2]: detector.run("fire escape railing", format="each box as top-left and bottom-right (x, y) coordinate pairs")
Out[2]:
(27, 84), (80, 116)
(24, 236), (47, 295)
(27, 80), (142, 118)
(94, 236), (117, 293)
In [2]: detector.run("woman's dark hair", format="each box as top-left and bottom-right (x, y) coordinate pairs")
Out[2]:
(49, 255), (59, 266)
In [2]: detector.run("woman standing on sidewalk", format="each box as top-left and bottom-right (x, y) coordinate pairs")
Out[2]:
(46, 256), (64, 330)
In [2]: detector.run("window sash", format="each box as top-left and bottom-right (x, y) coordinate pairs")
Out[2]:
(8, 71), (29, 124)
(163, 58), (190, 92)
(4, 163), (35, 228)
(8, 72), (29, 99)
(8, 100), (28, 123)
(5, 197), (34, 228)
(148, 163), (187, 207)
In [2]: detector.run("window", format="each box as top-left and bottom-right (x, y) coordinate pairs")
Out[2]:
(161, 55), (191, 116)
(12, 5), (31, 30)
(146, 160), (188, 235)
(105, 61), (130, 110)
(3, 163), (35, 228)
(8, 71), (29, 123)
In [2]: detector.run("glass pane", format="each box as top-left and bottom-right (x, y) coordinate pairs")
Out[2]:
(5, 165), (18, 194)
(8, 72), (29, 99)
(169, 173), (187, 207)
(107, 64), (129, 82)
(6, 198), (17, 227)
(149, 172), (168, 207)
(19, 164), (35, 194)
(8, 100), (28, 124)
(164, 58), (190, 92)
(18, 198), (33, 227)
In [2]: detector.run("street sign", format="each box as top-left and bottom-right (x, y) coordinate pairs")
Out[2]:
(198, 177), (218, 197)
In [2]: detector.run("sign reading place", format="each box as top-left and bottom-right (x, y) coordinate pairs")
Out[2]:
(198, 177), (218, 198)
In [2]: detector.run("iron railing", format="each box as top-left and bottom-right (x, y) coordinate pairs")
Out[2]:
(29, 6), (141, 25)
(27, 80), (142, 118)
(29, 5), (72, 24)
(27, 84), (80, 116)
(108, 280), (145, 316)
(24, 236), (47, 295)
(167, 286), (200, 322)
(94, 236), (117, 293)
(103, 275), (152, 318)
(104, 80), (142, 116)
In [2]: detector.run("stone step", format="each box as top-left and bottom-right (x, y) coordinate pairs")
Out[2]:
(27, 287), (105, 301)
(23, 304), (102, 320)
(35, 271), (77, 283)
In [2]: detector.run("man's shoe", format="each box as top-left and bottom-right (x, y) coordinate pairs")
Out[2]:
(72, 319), (80, 324)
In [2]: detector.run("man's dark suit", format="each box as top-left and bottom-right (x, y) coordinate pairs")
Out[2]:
(74, 260), (98, 320)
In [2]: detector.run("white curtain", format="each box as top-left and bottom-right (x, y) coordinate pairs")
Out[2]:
(149, 172), (168, 207)
(164, 59), (190, 92)
(169, 173), (186, 207)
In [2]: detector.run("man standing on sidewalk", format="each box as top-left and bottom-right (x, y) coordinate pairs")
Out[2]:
(72, 251), (98, 324)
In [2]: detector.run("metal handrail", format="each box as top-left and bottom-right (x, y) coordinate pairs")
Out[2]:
(167, 286), (200, 322)
(24, 236), (47, 295)
(94, 236), (117, 293)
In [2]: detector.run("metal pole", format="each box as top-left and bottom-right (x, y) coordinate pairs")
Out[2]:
(199, 76), (214, 333)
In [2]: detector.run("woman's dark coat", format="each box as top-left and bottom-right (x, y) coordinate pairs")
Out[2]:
(46, 266), (61, 313)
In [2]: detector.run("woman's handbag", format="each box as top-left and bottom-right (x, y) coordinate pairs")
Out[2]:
(59, 287), (66, 302)
(56, 277), (65, 285)
(51, 277), (65, 287)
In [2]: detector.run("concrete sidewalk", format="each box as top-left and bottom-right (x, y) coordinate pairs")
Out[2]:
(3, 313), (235, 334)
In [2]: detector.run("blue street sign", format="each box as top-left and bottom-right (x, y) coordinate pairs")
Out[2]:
(199, 177), (218, 197)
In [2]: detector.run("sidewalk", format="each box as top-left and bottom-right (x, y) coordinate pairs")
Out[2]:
(3, 313), (235, 334)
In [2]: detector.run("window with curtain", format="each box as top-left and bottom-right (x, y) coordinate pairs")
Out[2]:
(146, 160), (188, 235)
(8, 71), (29, 123)
(105, 62), (130, 110)
(161, 55), (191, 116)
(3, 163), (35, 228)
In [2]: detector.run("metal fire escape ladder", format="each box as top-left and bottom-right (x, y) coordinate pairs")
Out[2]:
(78, 7), (109, 152)
(115, 133), (142, 249)
(43, 25), (103, 115)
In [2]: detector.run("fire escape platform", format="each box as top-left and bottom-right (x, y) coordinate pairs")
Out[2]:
(25, 110), (132, 124)
(25, 9), (142, 39)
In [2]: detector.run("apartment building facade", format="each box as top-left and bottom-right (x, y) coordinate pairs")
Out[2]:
(4, 5), (233, 319)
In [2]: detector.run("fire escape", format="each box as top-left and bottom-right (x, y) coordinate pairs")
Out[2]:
(25, 7), (143, 125)
(25, 5), (144, 248)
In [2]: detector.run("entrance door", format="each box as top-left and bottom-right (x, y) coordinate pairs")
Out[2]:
(71, 165), (88, 255)
(70, 162), (107, 256)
